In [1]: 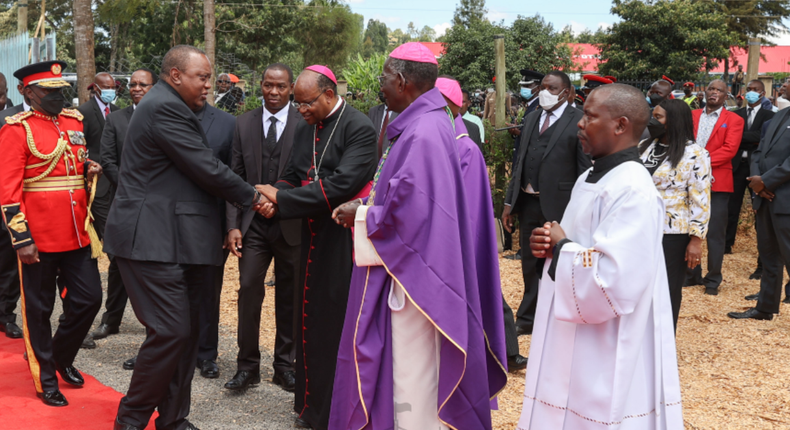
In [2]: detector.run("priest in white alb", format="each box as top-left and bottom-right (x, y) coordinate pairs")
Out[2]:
(519, 83), (683, 430)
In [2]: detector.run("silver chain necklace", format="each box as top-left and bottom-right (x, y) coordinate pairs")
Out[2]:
(312, 100), (346, 182)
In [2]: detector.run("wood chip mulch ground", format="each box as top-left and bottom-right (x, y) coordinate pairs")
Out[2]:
(216, 218), (790, 429)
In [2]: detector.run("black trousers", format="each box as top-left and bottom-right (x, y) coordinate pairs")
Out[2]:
(93, 192), (130, 328)
(516, 193), (546, 330)
(687, 192), (729, 289)
(0, 223), (20, 325)
(662, 234), (690, 331)
(755, 202), (790, 314)
(197, 249), (229, 362)
(20, 246), (101, 392)
(502, 297), (519, 358)
(726, 156), (751, 248)
(116, 257), (209, 430)
(236, 218), (298, 373)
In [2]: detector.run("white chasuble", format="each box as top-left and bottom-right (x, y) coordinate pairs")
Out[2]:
(517, 161), (683, 430)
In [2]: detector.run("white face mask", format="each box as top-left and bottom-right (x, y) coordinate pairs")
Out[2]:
(539, 88), (565, 110)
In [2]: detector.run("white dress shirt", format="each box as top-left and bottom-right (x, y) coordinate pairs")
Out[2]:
(95, 95), (110, 118)
(262, 105), (289, 141)
(696, 106), (724, 148)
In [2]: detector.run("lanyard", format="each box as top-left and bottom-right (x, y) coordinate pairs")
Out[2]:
(311, 102), (346, 182)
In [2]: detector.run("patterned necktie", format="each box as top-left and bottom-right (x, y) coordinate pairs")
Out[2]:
(266, 116), (278, 148)
(747, 108), (754, 129)
(540, 112), (552, 135)
(104, 106), (110, 118)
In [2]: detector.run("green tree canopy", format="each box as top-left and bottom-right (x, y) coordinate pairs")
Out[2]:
(440, 15), (576, 90)
(363, 19), (389, 55)
(597, 0), (735, 80)
(452, 0), (487, 28)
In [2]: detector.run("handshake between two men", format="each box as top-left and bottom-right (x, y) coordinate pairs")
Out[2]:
(225, 184), (280, 258)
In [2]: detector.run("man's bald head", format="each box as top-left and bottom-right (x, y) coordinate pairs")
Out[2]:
(160, 45), (208, 81)
(578, 84), (651, 158)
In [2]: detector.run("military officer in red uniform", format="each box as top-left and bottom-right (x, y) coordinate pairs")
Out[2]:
(0, 61), (103, 407)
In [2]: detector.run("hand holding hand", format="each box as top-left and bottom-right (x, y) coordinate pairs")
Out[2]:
(747, 176), (766, 194)
(332, 199), (362, 228)
(251, 191), (277, 218)
(256, 184), (279, 204)
(17, 243), (39, 265)
(224, 229), (243, 258)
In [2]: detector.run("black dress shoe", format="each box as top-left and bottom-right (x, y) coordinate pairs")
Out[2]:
(745, 293), (759, 301)
(113, 418), (142, 430)
(507, 355), (528, 372)
(81, 335), (96, 349)
(91, 323), (119, 340)
(783, 297), (790, 304)
(197, 359), (219, 379)
(727, 308), (773, 320)
(749, 268), (763, 280)
(704, 287), (719, 296)
(265, 280), (275, 286)
(56, 364), (85, 387)
(294, 417), (312, 429)
(504, 252), (522, 261)
(515, 325), (532, 336)
(3, 322), (23, 339)
(37, 389), (68, 407)
(724, 245), (733, 255)
(223, 370), (260, 391)
(272, 370), (296, 392)
(123, 356), (137, 370)
(58, 313), (66, 323)
(185, 422), (200, 430)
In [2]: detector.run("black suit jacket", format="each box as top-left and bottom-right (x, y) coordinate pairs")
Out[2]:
(103, 81), (255, 266)
(100, 105), (135, 187)
(505, 103), (591, 222)
(463, 118), (483, 150)
(752, 108), (790, 213)
(368, 104), (398, 142)
(78, 97), (119, 198)
(226, 106), (302, 246)
(201, 105), (236, 235)
(734, 106), (774, 171)
(0, 104), (25, 130)
(512, 98), (542, 165)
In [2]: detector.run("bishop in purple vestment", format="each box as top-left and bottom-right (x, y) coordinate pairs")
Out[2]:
(329, 44), (507, 430)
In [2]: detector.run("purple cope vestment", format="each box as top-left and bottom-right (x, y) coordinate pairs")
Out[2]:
(329, 88), (508, 430)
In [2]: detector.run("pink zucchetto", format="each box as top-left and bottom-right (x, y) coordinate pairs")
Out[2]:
(304, 65), (337, 84)
(389, 42), (438, 65)
(435, 77), (463, 107)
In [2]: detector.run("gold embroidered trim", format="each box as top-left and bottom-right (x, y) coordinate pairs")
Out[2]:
(4, 110), (34, 125)
(523, 394), (681, 426)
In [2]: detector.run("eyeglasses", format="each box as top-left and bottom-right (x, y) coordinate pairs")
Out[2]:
(377, 72), (400, 86)
(291, 92), (323, 110)
(216, 80), (232, 84)
(128, 83), (152, 89)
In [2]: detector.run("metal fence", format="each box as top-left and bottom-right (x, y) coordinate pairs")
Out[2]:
(617, 78), (716, 94)
(0, 32), (56, 106)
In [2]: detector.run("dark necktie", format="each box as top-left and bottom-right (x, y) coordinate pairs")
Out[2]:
(104, 106), (110, 118)
(266, 117), (278, 148)
(540, 112), (552, 135)
(747, 107), (754, 129)
(377, 109), (389, 159)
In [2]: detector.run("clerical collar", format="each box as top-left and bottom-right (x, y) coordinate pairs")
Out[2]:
(586, 146), (641, 183)
(327, 97), (343, 117)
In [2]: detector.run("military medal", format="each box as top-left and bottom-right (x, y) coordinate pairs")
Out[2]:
(77, 148), (88, 163)
(67, 130), (86, 146)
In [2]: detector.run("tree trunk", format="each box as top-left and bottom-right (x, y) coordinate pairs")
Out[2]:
(73, 0), (96, 105)
(204, 0), (216, 105)
(17, 0), (28, 34)
(109, 24), (118, 72)
(723, 56), (730, 88)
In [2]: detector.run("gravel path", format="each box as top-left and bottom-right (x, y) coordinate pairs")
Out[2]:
(56, 268), (298, 430)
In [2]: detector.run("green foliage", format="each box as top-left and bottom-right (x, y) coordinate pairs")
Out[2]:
(296, 0), (363, 71)
(482, 121), (514, 213)
(712, 0), (790, 46)
(453, 0), (487, 28)
(235, 93), (263, 116)
(363, 19), (389, 57)
(597, 0), (736, 80)
(440, 15), (576, 91)
(342, 52), (386, 95)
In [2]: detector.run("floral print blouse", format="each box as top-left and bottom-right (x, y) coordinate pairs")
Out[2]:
(639, 139), (711, 238)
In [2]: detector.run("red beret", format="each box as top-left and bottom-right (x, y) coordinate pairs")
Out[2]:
(583, 74), (614, 85)
(662, 75), (675, 85)
(603, 75), (617, 83)
(682, 82), (694, 88)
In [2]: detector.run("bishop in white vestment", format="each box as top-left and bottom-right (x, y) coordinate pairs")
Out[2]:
(518, 84), (683, 430)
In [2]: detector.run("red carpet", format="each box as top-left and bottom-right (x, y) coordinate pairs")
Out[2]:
(0, 334), (155, 429)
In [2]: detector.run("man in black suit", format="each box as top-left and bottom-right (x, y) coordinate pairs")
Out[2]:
(223, 63), (301, 393)
(726, 79), (775, 253)
(502, 70), (592, 336)
(104, 45), (270, 430)
(728, 103), (790, 321)
(0, 80), (27, 129)
(368, 95), (398, 159)
(91, 68), (157, 348)
(78, 72), (119, 241)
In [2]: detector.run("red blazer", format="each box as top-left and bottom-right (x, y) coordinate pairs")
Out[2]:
(692, 108), (744, 192)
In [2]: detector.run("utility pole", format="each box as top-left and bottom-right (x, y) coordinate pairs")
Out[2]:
(746, 37), (760, 85)
(494, 34), (506, 128)
(204, 0), (216, 106)
(17, 0), (28, 34)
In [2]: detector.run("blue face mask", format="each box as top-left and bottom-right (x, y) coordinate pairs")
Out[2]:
(646, 95), (652, 105)
(744, 91), (761, 105)
(520, 87), (533, 100)
(100, 89), (116, 104)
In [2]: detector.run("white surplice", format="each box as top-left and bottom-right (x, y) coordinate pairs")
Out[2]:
(517, 161), (683, 430)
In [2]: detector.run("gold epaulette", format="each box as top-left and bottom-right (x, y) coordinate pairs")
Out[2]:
(5, 110), (34, 125)
(60, 108), (84, 121)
